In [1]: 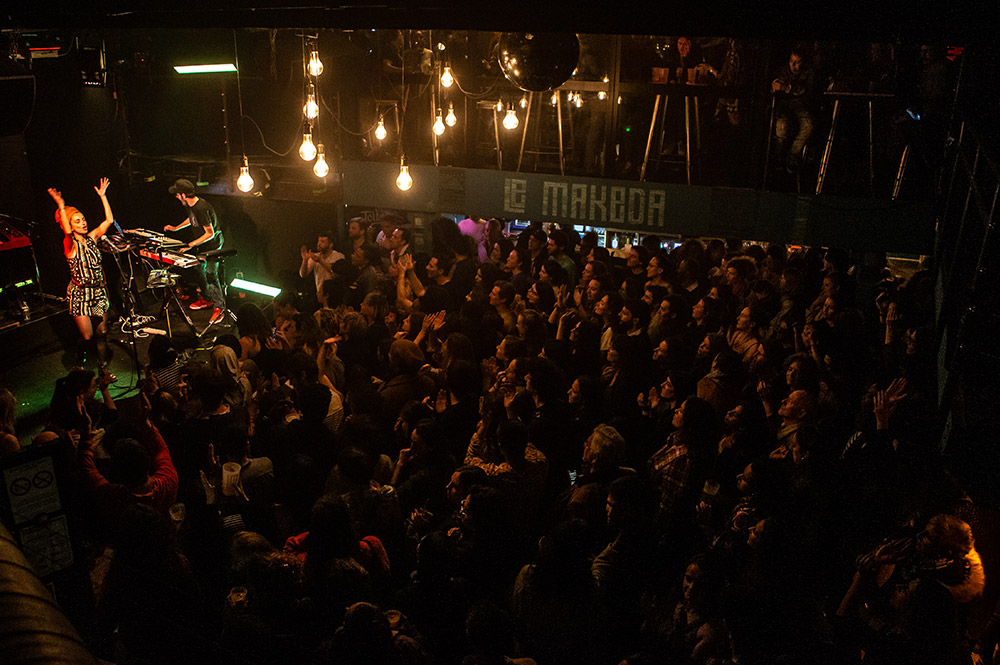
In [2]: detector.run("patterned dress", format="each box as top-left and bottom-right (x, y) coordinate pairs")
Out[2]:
(66, 234), (109, 317)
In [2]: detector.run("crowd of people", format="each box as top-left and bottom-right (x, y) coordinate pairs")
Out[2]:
(4, 213), (996, 665)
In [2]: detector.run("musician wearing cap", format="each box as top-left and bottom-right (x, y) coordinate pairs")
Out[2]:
(46, 178), (116, 373)
(164, 178), (226, 325)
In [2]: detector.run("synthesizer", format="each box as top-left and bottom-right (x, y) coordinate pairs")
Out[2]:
(138, 248), (201, 268)
(124, 228), (184, 246)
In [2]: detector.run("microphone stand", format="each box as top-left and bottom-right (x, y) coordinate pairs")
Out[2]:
(103, 238), (143, 397)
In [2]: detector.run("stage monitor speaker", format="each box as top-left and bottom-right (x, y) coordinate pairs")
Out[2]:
(0, 76), (35, 137)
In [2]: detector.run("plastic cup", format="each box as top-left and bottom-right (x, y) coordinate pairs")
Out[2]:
(221, 463), (241, 497)
(228, 586), (247, 609)
(168, 503), (186, 525)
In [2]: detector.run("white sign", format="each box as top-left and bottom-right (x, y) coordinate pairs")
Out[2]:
(19, 515), (73, 577)
(4, 456), (61, 524)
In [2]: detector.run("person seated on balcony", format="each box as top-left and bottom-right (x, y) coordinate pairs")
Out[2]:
(771, 47), (819, 174)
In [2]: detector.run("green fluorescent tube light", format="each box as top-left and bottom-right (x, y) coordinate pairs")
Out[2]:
(231, 278), (281, 298)
(174, 63), (237, 74)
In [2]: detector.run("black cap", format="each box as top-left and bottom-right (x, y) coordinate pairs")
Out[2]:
(169, 178), (196, 195)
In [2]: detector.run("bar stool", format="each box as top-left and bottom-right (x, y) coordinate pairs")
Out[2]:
(640, 85), (701, 185)
(814, 91), (895, 195)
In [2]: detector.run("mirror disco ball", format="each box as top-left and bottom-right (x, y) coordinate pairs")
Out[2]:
(498, 33), (580, 92)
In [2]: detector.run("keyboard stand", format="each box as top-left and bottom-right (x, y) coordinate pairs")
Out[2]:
(198, 248), (239, 335)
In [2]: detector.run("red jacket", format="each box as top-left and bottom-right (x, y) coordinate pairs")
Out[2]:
(79, 423), (179, 520)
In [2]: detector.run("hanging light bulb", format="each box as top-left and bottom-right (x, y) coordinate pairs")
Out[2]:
(299, 130), (317, 161)
(496, 100), (504, 113)
(308, 49), (324, 77)
(374, 118), (387, 141)
(519, 95), (528, 109)
(313, 143), (329, 178)
(237, 156), (254, 193)
(433, 109), (445, 136)
(502, 107), (519, 130)
(574, 93), (583, 108)
(396, 156), (412, 191)
(440, 65), (454, 88)
(445, 102), (457, 127)
(599, 76), (608, 101)
(550, 91), (559, 106)
(303, 84), (319, 120)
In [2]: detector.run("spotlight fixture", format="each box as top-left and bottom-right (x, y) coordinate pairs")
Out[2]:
(396, 156), (412, 191)
(230, 277), (281, 298)
(299, 130), (317, 161)
(445, 102), (457, 127)
(236, 156), (254, 192)
(307, 49), (324, 77)
(440, 65), (454, 88)
(375, 118), (387, 141)
(433, 109), (445, 136)
(313, 143), (329, 177)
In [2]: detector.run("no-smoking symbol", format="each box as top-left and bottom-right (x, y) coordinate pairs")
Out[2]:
(33, 471), (53, 489)
(9, 477), (31, 496)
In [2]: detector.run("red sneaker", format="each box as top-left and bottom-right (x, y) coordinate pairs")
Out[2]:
(189, 297), (212, 310)
(209, 308), (225, 325)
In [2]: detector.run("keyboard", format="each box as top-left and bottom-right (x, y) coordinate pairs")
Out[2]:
(124, 228), (184, 246)
(0, 219), (30, 252)
(139, 248), (201, 268)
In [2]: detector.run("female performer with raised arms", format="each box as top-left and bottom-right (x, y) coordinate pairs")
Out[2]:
(47, 178), (116, 376)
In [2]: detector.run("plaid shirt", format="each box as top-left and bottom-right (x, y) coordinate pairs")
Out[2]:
(647, 439), (692, 516)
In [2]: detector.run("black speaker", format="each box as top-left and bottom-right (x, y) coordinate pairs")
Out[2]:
(0, 76), (35, 137)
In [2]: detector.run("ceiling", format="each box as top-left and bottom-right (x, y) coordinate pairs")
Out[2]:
(3, 0), (997, 41)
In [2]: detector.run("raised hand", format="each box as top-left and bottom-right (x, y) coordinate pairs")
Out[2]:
(47, 188), (64, 206)
(800, 324), (815, 349)
(874, 378), (907, 430)
(143, 367), (161, 396)
(434, 389), (448, 414)
(94, 177), (110, 197)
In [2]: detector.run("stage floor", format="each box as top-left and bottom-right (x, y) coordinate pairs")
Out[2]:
(0, 288), (237, 443)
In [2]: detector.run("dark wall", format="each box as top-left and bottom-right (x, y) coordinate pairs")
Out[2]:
(22, 53), (119, 295)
